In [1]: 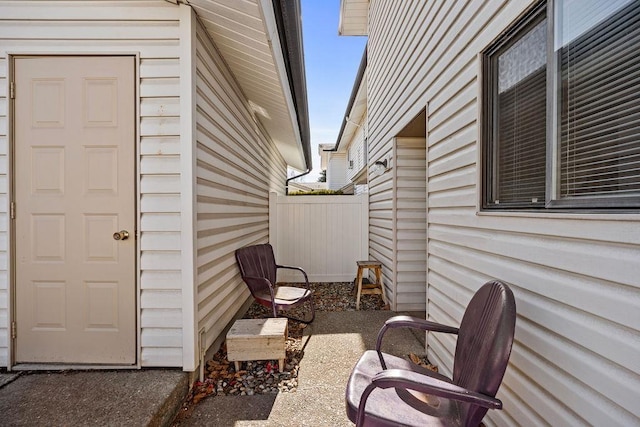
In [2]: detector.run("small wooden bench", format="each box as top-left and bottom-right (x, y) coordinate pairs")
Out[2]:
(226, 318), (288, 372)
(355, 260), (387, 310)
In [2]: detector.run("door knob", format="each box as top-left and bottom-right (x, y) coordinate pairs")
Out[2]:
(113, 230), (130, 241)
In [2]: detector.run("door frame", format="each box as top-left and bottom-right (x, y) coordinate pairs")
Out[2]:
(7, 53), (141, 369)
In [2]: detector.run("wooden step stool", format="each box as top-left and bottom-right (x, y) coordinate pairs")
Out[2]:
(226, 318), (288, 373)
(355, 260), (387, 310)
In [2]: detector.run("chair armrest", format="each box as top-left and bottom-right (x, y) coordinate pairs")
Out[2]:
(242, 276), (276, 296)
(381, 315), (460, 334)
(242, 276), (277, 317)
(355, 369), (502, 426)
(373, 369), (502, 408)
(276, 265), (310, 287)
(376, 315), (458, 369)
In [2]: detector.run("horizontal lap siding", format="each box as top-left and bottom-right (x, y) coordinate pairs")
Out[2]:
(368, 0), (640, 425)
(369, 168), (393, 305)
(394, 139), (426, 311)
(0, 0), (183, 368)
(328, 153), (348, 190)
(347, 125), (366, 182)
(366, 1), (401, 308)
(194, 23), (286, 357)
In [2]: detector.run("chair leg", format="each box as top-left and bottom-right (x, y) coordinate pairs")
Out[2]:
(276, 298), (315, 324)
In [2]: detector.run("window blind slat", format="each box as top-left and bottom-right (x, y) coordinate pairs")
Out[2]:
(559, 2), (640, 200)
(497, 63), (547, 204)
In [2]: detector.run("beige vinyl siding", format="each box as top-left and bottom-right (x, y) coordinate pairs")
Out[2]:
(194, 21), (286, 359)
(347, 124), (366, 182)
(0, 0), (183, 368)
(393, 138), (426, 312)
(368, 152), (394, 304)
(328, 153), (348, 191)
(368, 0), (640, 425)
(354, 184), (368, 195)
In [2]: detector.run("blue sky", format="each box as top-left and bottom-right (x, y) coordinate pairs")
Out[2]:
(300, 0), (367, 181)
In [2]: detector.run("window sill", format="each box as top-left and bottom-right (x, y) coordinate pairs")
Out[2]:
(476, 209), (640, 221)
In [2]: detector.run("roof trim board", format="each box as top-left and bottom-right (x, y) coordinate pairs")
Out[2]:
(339, 0), (368, 36)
(175, 0), (311, 171)
(332, 45), (367, 152)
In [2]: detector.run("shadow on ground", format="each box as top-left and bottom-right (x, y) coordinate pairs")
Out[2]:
(174, 310), (426, 427)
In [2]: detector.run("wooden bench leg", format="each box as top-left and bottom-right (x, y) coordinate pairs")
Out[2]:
(234, 361), (241, 372)
(355, 266), (364, 310)
(279, 358), (284, 373)
(374, 266), (387, 304)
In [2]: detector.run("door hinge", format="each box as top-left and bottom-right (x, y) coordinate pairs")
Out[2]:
(10, 201), (15, 219)
(9, 81), (15, 99)
(11, 321), (16, 339)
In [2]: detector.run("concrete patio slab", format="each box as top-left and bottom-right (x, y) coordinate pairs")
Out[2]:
(0, 311), (426, 427)
(178, 310), (426, 426)
(0, 369), (189, 427)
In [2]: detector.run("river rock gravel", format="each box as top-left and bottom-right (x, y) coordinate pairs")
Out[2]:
(173, 281), (388, 422)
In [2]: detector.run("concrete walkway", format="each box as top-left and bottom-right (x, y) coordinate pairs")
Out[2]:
(177, 311), (425, 426)
(0, 369), (189, 426)
(0, 311), (425, 426)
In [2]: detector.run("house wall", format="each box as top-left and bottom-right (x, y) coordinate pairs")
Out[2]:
(0, 0), (186, 368)
(327, 153), (349, 191)
(346, 124), (367, 182)
(368, 154), (393, 311)
(354, 184), (368, 195)
(194, 21), (287, 361)
(392, 137), (426, 312)
(367, 0), (640, 425)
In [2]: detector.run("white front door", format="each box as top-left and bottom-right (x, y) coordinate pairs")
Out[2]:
(14, 56), (136, 364)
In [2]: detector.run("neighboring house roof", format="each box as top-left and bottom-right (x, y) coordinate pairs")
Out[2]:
(288, 181), (328, 192)
(318, 143), (334, 170)
(338, 0), (368, 36)
(178, 0), (311, 171)
(331, 46), (367, 153)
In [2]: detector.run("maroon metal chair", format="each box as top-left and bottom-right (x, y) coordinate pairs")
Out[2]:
(346, 280), (516, 426)
(235, 243), (315, 323)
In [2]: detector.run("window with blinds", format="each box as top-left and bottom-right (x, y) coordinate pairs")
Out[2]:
(556, 0), (640, 206)
(482, 0), (640, 210)
(494, 18), (547, 207)
(483, 5), (548, 208)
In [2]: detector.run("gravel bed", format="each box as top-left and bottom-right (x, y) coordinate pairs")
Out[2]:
(173, 282), (389, 423)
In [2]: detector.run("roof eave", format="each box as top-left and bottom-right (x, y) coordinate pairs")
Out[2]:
(173, 0), (311, 171)
(338, 0), (369, 36)
(332, 46), (367, 152)
(269, 0), (312, 171)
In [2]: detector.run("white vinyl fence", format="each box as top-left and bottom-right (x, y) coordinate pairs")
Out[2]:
(269, 193), (369, 282)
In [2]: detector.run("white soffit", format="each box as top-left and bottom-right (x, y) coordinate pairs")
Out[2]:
(339, 0), (368, 36)
(187, 0), (306, 170)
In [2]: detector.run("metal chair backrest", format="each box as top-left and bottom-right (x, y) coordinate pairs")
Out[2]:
(453, 280), (516, 425)
(235, 243), (278, 294)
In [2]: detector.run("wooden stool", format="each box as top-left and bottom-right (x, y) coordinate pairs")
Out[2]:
(226, 318), (288, 372)
(355, 260), (387, 310)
